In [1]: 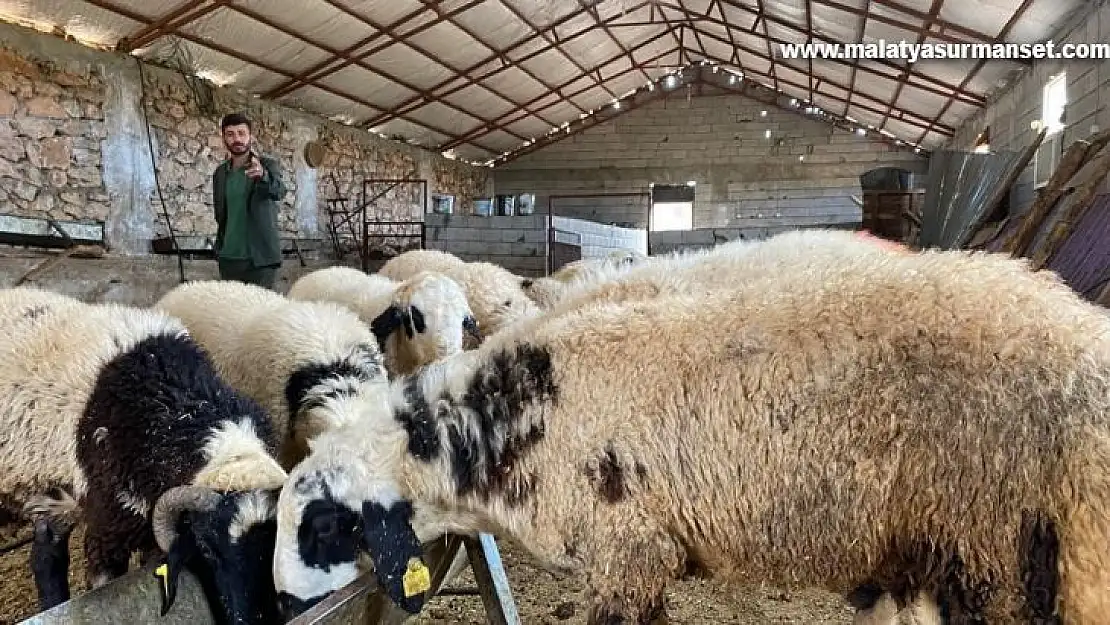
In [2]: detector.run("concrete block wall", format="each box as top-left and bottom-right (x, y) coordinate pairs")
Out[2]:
(550, 215), (647, 257)
(494, 89), (926, 230)
(946, 2), (1110, 213)
(424, 213), (547, 276)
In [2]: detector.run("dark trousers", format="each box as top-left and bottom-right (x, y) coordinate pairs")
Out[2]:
(217, 258), (279, 290)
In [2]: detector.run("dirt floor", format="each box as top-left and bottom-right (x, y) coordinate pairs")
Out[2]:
(0, 525), (854, 624)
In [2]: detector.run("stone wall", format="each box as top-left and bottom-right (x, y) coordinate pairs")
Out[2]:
(0, 21), (490, 256)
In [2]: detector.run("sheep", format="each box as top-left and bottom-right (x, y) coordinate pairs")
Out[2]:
(379, 249), (540, 337)
(522, 249), (647, 309)
(542, 228), (908, 319)
(153, 279), (391, 468)
(287, 266), (481, 376)
(377, 248), (466, 279)
(268, 242), (1110, 624)
(0, 287), (288, 623)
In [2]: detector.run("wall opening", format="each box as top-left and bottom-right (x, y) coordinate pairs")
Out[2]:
(649, 183), (695, 231)
(1042, 71), (1067, 136)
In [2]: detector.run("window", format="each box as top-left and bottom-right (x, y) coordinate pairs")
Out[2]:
(650, 183), (694, 231)
(650, 201), (693, 231)
(1042, 72), (1067, 136)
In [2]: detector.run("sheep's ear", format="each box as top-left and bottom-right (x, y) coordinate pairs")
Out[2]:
(360, 499), (429, 614)
(408, 306), (426, 335)
(153, 534), (197, 617)
(370, 305), (404, 345)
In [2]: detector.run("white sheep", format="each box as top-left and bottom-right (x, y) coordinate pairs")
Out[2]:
(153, 279), (391, 468)
(522, 249), (647, 309)
(0, 286), (288, 623)
(381, 249), (540, 337)
(377, 248), (466, 279)
(269, 241), (1110, 625)
(287, 266), (480, 376)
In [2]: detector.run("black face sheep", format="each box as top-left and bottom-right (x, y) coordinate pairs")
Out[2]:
(269, 243), (1110, 625)
(153, 279), (391, 468)
(287, 266), (481, 375)
(0, 287), (288, 624)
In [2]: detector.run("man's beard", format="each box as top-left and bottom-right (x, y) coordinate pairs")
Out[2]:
(226, 141), (250, 156)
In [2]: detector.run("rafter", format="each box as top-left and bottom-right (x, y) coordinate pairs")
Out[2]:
(262, 3), (469, 100)
(682, 29), (953, 135)
(440, 42), (680, 153)
(915, 0), (1035, 145)
(661, 0), (986, 107)
(706, 0), (989, 105)
(842, 4), (867, 118)
(78, 0), (506, 152)
(117, 0), (220, 52)
(414, 0), (587, 131)
(495, 0), (617, 107)
(878, 0), (945, 132)
(362, 2), (653, 130)
(576, 0), (655, 85)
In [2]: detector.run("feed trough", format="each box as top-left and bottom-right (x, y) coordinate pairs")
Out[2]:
(16, 533), (519, 625)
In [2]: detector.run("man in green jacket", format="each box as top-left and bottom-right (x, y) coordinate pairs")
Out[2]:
(212, 112), (286, 289)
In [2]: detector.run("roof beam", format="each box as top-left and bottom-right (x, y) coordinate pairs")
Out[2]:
(866, 0), (1024, 49)
(705, 0), (989, 105)
(439, 42), (679, 153)
(78, 0), (505, 152)
(576, 0), (655, 85)
(362, 2), (648, 130)
(494, 70), (684, 166)
(413, 0), (584, 128)
(652, 0), (985, 108)
(117, 0), (220, 52)
(842, 0), (866, 118)
(681, 28), (953, 135)
(263, 3), (464, 100)
(686, 47), (949, 138)
(915, 0), (1034, 145)
(304, 1), (529, 141)
(495, 0), (616, 107)
(878, 0), (945, 132)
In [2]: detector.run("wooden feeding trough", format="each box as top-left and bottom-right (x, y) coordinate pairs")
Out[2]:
(17, 534), (519, 625)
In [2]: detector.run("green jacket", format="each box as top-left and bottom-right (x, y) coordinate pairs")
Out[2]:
(212, 155), (286, 267)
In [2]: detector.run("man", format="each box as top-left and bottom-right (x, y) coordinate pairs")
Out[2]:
(211, 112), (286, 289)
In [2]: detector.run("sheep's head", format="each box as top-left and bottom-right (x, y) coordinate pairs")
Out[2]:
(151, 485), (283, 625)
(370, 272), (482, 367)
(272, 428), (429, 622)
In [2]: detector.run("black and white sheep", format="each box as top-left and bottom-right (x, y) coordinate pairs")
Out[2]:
(269, 241), (1110, 624)
(379, 250), (540, 337)
(287, 266), (481, 376)
(153, 279), (391, 468)
(0, 287), (288, 624)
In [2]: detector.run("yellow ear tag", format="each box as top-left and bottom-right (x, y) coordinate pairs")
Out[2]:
(401, 558), (431, 597)
(155, 563), (169, 595)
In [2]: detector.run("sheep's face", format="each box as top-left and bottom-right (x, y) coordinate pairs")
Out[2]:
(153, 488), (283, 625)
(273, 442), (429, 621)
(371, 273), (481, 365)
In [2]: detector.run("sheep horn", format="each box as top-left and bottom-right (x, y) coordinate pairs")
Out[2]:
(151, 485), (222, 552)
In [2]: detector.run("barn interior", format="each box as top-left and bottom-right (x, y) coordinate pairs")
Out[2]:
(1, 0), (1109, 623)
